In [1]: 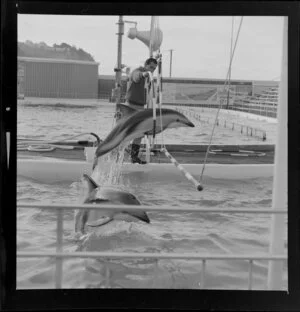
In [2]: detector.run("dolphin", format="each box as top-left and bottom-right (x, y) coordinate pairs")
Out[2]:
(115, 103), (137, 121)
(93, 105), (195, 168)
(74, 173), (150, 234)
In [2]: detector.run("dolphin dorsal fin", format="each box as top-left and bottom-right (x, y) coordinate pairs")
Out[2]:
(116, 104), (137, 120)
(82, 174), (99, 192)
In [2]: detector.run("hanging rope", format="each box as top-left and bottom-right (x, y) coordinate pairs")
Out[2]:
(149, 53), (203, 191)
(208, 149), (266, 157)
(225, 16), (235, 109)
(147, 71), (157, 145)
(141, 17), (203, 191)
(145, 16), (162, 152)
(199, 16), (244, 184)
(156, 52), (165, 151)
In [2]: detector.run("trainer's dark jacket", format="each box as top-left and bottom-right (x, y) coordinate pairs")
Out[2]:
(125, 66), (148, 106)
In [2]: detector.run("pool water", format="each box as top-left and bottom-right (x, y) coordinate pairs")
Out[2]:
(17, 101), (286, 289)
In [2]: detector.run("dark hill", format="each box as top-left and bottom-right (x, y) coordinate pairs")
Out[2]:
(18, 41), (95, 62)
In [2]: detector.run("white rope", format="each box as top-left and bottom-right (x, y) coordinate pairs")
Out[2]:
(148, 71), (157, 148)
(146, 17), (164, 150)
(157, 54), (165, 149)
(199, 16), (244, 184)
(145, 55), (165, 151)
(147, 56), (201, 190)
(27, 145), (55, 152)
(224, 16), (235, 107)
(209, 149), (266, 157)
(146, 29), (200, 190)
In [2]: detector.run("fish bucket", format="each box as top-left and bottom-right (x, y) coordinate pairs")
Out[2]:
(84, 147), (97, 162)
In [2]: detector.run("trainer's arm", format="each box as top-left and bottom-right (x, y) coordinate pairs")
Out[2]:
(131, 69), (145, 83)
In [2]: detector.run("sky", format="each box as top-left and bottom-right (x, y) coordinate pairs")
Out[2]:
(17, 15), (284, 81)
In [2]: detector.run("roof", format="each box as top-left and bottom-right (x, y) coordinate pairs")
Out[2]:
(18, 56), (99, 66)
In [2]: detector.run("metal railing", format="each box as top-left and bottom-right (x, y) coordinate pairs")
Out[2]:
(17, 203), (287, 289)
(163, 87), (278, 118)
(232, 87), (279, 118)
(175, 107), (267, 141)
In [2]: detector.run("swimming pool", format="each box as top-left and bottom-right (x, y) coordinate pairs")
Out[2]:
(16, 101), (286, 289)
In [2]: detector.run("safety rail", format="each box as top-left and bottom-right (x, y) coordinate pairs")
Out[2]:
(233, 102), (277, 118)
(232, 87), (279, 118)
(175, 107), (267, 141)
(17, 203), (287, 289)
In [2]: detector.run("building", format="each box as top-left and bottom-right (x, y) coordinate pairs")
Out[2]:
(98, 74), (128, 101)
(18, 57), (99, 99)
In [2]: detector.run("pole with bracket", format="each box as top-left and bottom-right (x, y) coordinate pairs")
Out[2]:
(114, 15), (124, 117)
(145, 16), (156, 161)
(267, 16), (287, 291)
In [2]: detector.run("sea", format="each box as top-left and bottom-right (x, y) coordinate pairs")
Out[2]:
(16, 100), (287, 290)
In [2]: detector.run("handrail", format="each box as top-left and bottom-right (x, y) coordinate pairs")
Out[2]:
(175, 107), (268, 141)
(17, 203), (287, 289)
(17, 251), (286, 261)
(55, 209), (63, 288)
(17, 203), (287, 214)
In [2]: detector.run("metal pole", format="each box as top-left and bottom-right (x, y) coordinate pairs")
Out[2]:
(145, 16), (156, 162)
(169, 49), (173, 77)
(55, 209), (63, 288)
(5, 131), (10, 168)
(115, 15), (124, 107)
(149, 16), (155, 57)
(267, 16), (287, 290)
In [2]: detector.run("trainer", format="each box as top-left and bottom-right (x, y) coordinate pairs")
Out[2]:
(125, 57), (158, 164)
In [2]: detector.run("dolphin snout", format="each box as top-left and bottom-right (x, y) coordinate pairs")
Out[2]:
(186, 120), (195, 127)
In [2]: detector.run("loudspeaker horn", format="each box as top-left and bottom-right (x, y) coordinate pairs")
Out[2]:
(127, 27), (163, 51)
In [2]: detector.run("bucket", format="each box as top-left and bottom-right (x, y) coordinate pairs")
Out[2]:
(84, 147), (97, 162)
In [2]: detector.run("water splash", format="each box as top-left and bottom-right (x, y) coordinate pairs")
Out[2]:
(93, 143), (128, 186)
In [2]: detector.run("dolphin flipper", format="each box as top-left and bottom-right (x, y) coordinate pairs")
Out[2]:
(87, 211), (150, 228)
(123, 210), (150, 223)
(87, 216), (113, 227)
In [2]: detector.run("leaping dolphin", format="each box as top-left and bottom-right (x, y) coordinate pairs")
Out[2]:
(74, 173), (150, 234)
(93, 104), (195, 168)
